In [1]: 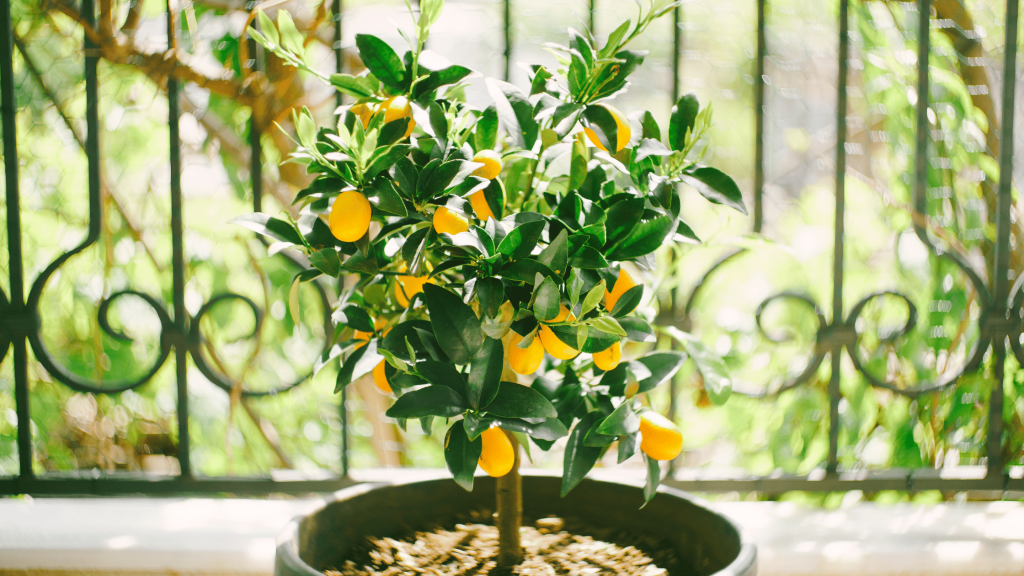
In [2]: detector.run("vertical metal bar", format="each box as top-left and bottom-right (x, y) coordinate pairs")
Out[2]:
(503, 0), (511, 82)
(167, 0), (191, 478)
(333, 0), (349, 478)
(827, 0), (850, 475)
(987, 0), (1018, 479)
(589, 0), (595, 35)
(753, 0), (766, 234)
(671, 4), (681, 103)
(248, 32), (262, 213)
(1, 0), (31, 483)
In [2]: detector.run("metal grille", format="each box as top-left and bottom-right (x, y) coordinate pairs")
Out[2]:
(1, 0), (1022, 496)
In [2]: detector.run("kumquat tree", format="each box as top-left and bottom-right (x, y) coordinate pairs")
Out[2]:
(236, 0), (745, 565)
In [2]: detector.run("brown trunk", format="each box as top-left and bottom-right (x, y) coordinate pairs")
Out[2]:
(496, 430), (523, 567)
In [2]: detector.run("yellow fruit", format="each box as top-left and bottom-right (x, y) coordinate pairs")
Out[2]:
(380, 96), (415, 139)
(355, 317), (390, 347)
(372, 360), (391, 394)
(593, 341), (621, 372)
(433, 207), (470, 235)
(469, 190), (495, 221)
(584, 104), (631, 153)
(507, 331), (544, 375)
(605, 269), (639, 315)
(471, 150), (503, 180)
(329, 191), (372, 242)
(394, 274), (434, 308)
(550, 304), (574, 323)
(350, 102), (374, 129)
(478, 427), (515, 477)
(639, 412), (683, 461)
(539, 325), (579, 360)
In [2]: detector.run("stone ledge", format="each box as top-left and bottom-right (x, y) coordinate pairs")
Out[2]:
(1, 472), (1022, 576)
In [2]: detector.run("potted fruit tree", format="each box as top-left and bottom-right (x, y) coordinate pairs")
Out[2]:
(237, 0), (749, 573)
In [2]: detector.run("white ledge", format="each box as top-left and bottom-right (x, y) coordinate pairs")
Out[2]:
(1, 475), (1022, 575)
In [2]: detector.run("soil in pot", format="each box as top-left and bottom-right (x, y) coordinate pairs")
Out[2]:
(324, 510), (681, 576)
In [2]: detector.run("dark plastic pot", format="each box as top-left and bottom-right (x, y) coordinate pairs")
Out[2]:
(275, 473), (757, 576)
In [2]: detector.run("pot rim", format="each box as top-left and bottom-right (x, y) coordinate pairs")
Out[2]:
(275, 470), (757, 576)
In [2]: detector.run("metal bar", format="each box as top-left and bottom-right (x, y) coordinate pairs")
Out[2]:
(167, 0), (191, 479)
(987, 0), (1018, 479)
(333, 0), (349, 478)
(1, 470), (1020, 497)
(671, 4), (681, 103)
(827, 0), (850, 475)
(589, 0), (595, 35)
(1, 0), (31, 483)
(503, 0), (511, 82)
(753, 0), (766, 234)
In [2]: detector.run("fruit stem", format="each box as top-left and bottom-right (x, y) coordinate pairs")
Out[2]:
(496, 429), (523, 567)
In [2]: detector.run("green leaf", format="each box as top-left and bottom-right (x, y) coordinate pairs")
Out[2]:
(444, 420), (482, 491)
(676, 219), (701, 244)
(608, 214), (675, 261)
(643, 454), (661, 506)
(307, 248), (341, 277)
(385, 385), (467, 418)
(413, 65), (472, 100)
(467, 338), (504, 409)
(618, 317), (656, 343)
(617, 431), (639, 463)
(485, 78), (539, 150)
(229, 213), (303, 244)
(476, 277), (505, 319)
(462, 412), (491, 441)
(603, 197), (645, 248)
(423, 284), (484, 365)
(635, 350), (686, 393)
(561, 412), (604, 496)
(500, 258), (557, 282)
(492, 417), (569, 441)
(640, 111), (661, 141)
(679, 334), (733, 404)
(334, 342), (383, 393)
(580, 280), (606, 317)
(596, 401), (640, 436)
(590, 316), (627, 337)
(474, 105), (499, 152)
(567, 269), (584, 309)
(568, 246), (609, 269)
(276, 9), (304, 54)
(537, 229), (569, 275)
(599, 20), (631, 58)
(355, 34), (407, 92)
(497, 219), (546, 260)
(417, 360), (466, 398)
(482, 382), (558, 419)
(680, 166), (748, 215)
(532, 277), (561, 322)
(610, 284), (644, 317)
(364, 178), (408, 216)
(582, 104), (619, 153)
(428, 102), (449, 150)
(330, 74), (376, 98)
(668, 93), (699, 152)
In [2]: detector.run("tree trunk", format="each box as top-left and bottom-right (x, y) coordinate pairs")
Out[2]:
(496, 430), (523, 567)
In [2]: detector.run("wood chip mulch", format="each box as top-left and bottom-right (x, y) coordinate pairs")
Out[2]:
(325, 513), (681, 576)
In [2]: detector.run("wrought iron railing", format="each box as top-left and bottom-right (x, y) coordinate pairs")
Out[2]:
(1, 0), (1022, 496)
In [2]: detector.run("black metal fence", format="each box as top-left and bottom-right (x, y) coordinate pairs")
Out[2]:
(1, 0), (1023, 496)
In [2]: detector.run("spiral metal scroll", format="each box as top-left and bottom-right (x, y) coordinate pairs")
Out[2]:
(13, 0), (334, 399)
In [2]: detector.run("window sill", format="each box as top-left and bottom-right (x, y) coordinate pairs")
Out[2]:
(1, 470), (1022, 576)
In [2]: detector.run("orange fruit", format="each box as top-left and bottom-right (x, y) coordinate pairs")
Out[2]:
(433, 207), (470, 235)
(394, 274), (434, 308)
(583, 103), (630, 153)
(538, 304), (579, 360)
(329, 191), (372, 242)
(380, 96), (415, 139)
(507, 331), (544, 375)
(478, 427), (515, 477)
(469, 190), (494, 221)
(350, 102), (374, 129)
(639, 412), (682, 461)
(605, 269), (639, 315)
(372, 360), (391, 394)
(471, 150), (503, 180)
(593, 341), (621, 371)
